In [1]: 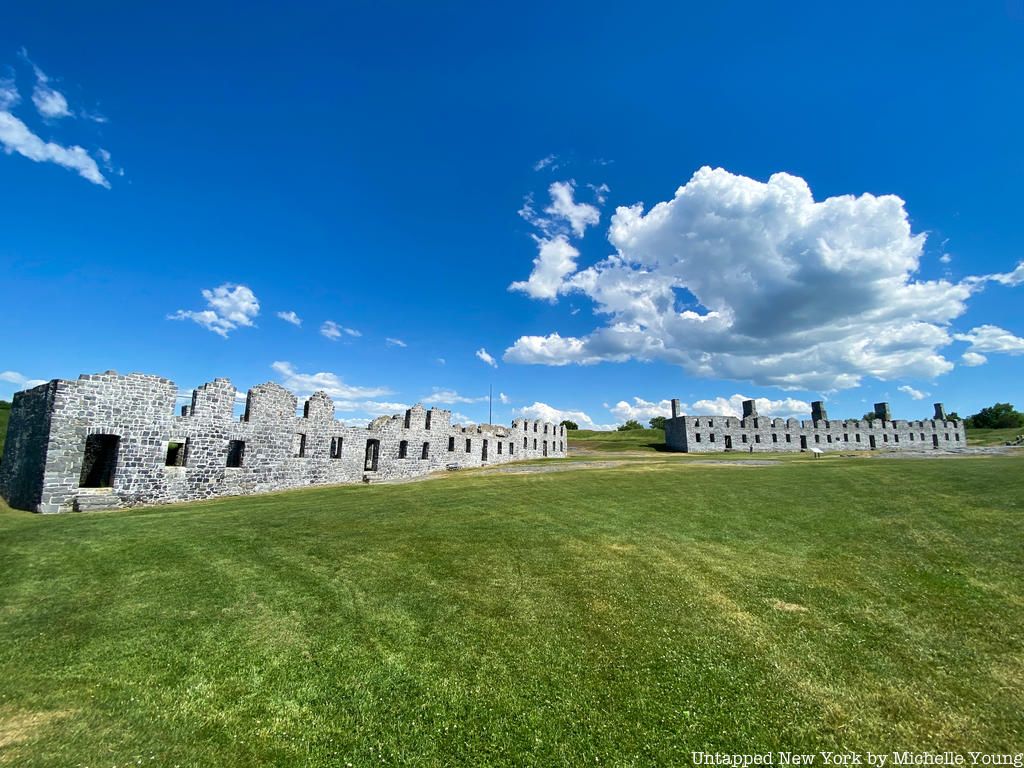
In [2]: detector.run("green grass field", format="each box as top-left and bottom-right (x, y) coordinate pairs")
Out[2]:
(1, 451), (1022, 765)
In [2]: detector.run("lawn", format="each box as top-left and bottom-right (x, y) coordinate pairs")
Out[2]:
(570, 427), (667, 451)
(1, 453), (1022, 765)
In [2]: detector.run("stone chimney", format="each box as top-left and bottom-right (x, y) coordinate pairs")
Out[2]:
(671, 399), (681, 419)
(874, 402), (892, 421)
(933, 403), (947, 420)
(742, 399), (757, 419)
(811, 401), (828, 422)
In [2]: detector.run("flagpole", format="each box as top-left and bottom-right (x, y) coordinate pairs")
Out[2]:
(489, 384), (493, 425)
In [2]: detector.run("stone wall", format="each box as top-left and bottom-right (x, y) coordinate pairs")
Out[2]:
(0, 371), (568, 513)
(664, 399), (966, 454)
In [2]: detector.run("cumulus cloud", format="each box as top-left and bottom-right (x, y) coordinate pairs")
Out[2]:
(499, 392), (510, 404)
(508, 235), (580, 301)
(321, 321), (360, 340)
(422, 388), (487, 405)
(897, 385), (929, 400)
(505, 166), (984, 391)
(953, 325), (1024, 356)
(512, 179), (607, 302)
(545, 180), (600, 238)
(961, 351), (987, 367)
(271, 361), (400, 415)
(476, 348), (498, 368)
(386, 337), (407, 347)
(169, 283), (259, 337)
(606, 397), (673, 423)
(939, 253), (952, 264)
(0, 370), (47, 390)
(680, 394), (811, 419)
(514, 402), (612, 430)
(276, 310), (302, 326)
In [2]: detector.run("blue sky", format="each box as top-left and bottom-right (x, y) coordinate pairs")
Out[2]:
(2, 2), (1022, 428)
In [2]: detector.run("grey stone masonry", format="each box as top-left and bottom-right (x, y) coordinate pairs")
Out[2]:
(0, 371), (568, 513)
(665, 399), (966, 454)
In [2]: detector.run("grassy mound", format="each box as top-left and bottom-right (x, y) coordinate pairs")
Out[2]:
(0, 454), (1021, 765)
(569, 427), (666, 451)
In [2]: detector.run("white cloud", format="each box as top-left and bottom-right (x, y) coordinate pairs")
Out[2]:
(499, 392), (510, 404)
(545, 180), (600, 238)
(32, 80), (70, 119)
(512, 180), (607, 300)
(961, 351), (987, 367)
(0, 370), (47, 390)
(686, 394), (811, 419)
(386, 337), (407, 347)
(508, 235), (580, 301)
(20, 53), (71, 119)
(514, 402), (612, 430)
(451, 412), (477, 425)
(476, 348), (498, 368)
(506, 166), (980, 391)
(0, 111), (109, 187)
(607, 397), (673, 423)
(169, 283), (259, 337)
(276, 310), (302, 326)
(897, 385), (929, 400)
(422, 388), (487, 405)
(321, 321), (360, 340)
(271, 361), (399, 415)
(0, 54), (112, 186)
(939, 253), (952, 264)
(953, 325), (1024, 356)
(436, 358), (446, 365)
(533, 154), (558, 171)
(0, 77), (19, 110)
(984, 261), (1024, 287)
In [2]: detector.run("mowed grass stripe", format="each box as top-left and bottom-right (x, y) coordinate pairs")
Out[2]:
(0, 456), (1021, 766)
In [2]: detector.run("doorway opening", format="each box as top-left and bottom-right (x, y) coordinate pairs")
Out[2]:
(80, 434), (120, 488)
(364, 439), (380, 471)
(799, 435), (807, 450)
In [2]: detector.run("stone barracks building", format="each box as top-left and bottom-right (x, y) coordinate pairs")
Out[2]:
(665, 399), (966, 453)
(0, 371), (567, 513)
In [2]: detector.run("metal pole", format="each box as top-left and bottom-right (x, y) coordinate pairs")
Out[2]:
(489, 384), (492, 425)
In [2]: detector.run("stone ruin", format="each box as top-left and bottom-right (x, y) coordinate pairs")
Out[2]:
(664, 399), (966, 453)
(0, 371), (568, 513)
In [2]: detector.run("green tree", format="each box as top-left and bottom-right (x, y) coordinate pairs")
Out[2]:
(559, 419), (579, 431)
(648, 416), (667, 430)
(964, 403), (1024, 429)
(617, 419), (644, 431)
(861, 412), (877, 423)
(945, 411), (961, 422)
